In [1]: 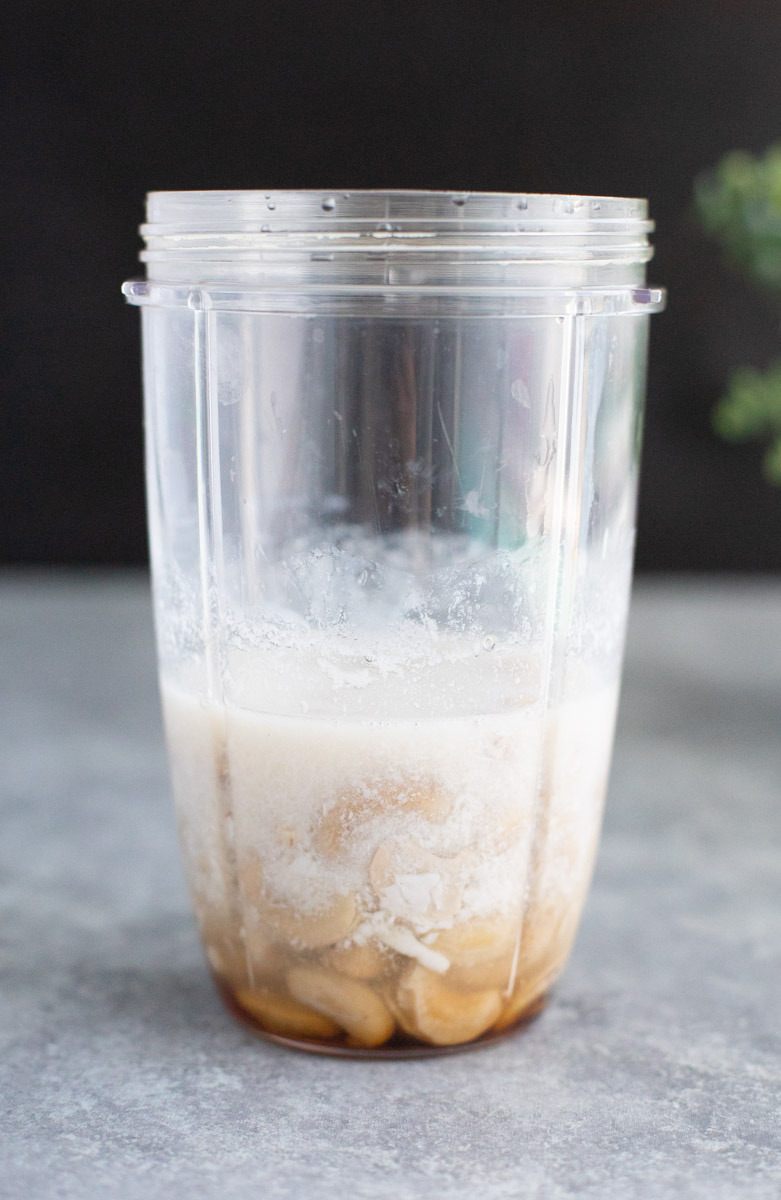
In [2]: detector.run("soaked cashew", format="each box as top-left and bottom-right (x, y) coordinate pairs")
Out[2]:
(242, 919), (287, 983)
(313, 792), (365, 859)
(447, 955), (516, 992)
(401, 780), (452, 820)
(287, 966), (395, 1048)
(433, 915), (521, 991)
(202, 928), (247, 982)
(490, 909), (579, 1031)
(518, 898), (581, 978)
(235, 987), (340, 1039)
(369, 840), (462, 927)
(238, 849), (358, 949)
(264, 892), (358, 949)
(492, 969), (552, 1032)
(434, 914), (520, 964)
(490, 807), (526, 853)
(314, 779), (450, 859)
(238, 854), (265, 905)
(327, 939), (389, 981)
(394, 964), (502, 1046)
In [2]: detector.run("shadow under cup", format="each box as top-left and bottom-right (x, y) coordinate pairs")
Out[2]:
(124, 190), (665, 1056)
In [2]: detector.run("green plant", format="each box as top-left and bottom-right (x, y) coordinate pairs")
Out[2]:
(695, 145), (781, 484)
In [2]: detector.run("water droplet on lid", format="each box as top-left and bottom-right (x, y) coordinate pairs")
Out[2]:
(592, 200), (602, 213)
(451, 193), (469, 207)
(517, 196), (528, 210)
(321, 197), (336, 212)
(260, 223), (270, 233)
(364, 653), (374, 664)
(482, 635), (496, 652)
(267, 201), (276, 211)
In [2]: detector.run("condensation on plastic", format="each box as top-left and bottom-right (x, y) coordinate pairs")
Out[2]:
(126, 189), (666, 303)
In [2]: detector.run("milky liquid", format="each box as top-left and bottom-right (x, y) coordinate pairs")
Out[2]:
(161, 653), (618, 1051)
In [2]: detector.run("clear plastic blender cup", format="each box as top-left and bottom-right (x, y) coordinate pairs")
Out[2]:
(123, 191), (665, 1056)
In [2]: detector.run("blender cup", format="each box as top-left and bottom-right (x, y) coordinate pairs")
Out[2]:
(123, 191), (665, 1056)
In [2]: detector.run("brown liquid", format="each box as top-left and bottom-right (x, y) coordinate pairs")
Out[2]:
(217, 975), (549, 1058)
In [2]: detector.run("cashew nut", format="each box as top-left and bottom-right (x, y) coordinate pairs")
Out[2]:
(287, 965), (395, 1048)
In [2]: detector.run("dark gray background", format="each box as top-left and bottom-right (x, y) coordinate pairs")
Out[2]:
(4, 0), (781, 570)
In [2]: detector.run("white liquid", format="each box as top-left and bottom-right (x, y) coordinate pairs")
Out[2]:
(161, 652), (618, 982)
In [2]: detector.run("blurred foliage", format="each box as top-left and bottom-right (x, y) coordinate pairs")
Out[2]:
(695, 145), (781, 484)
(696, 146), (781, 290)
(712, 363), (781, 484)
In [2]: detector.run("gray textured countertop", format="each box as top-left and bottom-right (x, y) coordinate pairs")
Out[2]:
(1, 573), (780, 1199)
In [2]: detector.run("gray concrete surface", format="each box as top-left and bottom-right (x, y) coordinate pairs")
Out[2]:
(1, 572), (779, 1199)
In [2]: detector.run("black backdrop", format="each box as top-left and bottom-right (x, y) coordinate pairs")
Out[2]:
(4, 0), (781, 570)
